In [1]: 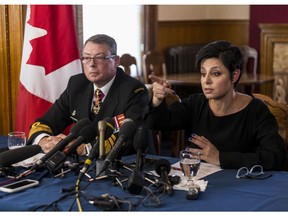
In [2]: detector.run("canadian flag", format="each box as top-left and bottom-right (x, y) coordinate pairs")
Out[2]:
(15, 5), (82, 135)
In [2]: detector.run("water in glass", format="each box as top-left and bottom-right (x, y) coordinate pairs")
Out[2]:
(180, 150), (201, 188)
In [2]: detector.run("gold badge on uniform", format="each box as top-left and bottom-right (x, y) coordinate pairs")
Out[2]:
(134, 87), (144, 93)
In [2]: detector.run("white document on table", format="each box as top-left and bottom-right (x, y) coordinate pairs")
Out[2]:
(170, 161), (222, 191)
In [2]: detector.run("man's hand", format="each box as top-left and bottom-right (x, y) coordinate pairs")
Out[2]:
(38, 134), (66, 154)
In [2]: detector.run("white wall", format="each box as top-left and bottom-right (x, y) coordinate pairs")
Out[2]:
(158, 5), (250, 21)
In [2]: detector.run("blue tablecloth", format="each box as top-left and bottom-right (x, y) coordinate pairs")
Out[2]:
(0, 136), (7, 148)
(0, 136), (288, 211)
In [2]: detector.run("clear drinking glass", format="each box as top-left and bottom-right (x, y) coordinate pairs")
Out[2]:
(8, 131), (26, 150)
(179, 149), (201, 189)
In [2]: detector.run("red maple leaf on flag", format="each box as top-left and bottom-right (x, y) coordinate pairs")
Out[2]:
(26, 5), (80, 75)
(16, 5), (82, 135)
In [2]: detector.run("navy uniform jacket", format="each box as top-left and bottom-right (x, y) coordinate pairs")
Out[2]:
(27, 68), (149, 150)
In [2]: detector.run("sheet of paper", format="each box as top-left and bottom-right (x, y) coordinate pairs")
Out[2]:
(170, 161), (222, 191)
(12, 153), (45, 168)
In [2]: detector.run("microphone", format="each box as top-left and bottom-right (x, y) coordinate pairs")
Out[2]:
(127, 125), (149, 194)
(89, 197), (116, 209)
(78, 117), (115, 181)
(29, 118), (91, 171)
(97, 118), (137, 176)
(98, 120), (107, 159)
(155, 158), (174, 196)
(63, 125), (98, 156)
(0, 147), (9, 154)
(0, 145), (42, 167)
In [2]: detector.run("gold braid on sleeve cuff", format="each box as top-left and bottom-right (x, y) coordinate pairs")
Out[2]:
(104, 134), (117, 155)
(28, 122), (53, 139)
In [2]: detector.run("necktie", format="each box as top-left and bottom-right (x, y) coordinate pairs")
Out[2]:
(93, 89), (104, 115)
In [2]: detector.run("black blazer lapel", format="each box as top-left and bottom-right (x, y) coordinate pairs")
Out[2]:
(75, 82), (94, 119)
(95, 85), (119, 121)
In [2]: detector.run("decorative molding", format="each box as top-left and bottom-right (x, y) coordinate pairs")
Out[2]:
(260, 24), (288, 101)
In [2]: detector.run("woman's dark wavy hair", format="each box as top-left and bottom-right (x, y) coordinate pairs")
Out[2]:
(195, 40), (244, 89)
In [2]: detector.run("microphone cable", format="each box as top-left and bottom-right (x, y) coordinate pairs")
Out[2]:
(80, 191), (134, 211)
(140, 186), (163, 208)
(32, 190), (76, 211)
(75, 178), (83, 212)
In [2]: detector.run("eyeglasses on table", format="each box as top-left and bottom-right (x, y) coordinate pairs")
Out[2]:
(236, 165), (272, 180)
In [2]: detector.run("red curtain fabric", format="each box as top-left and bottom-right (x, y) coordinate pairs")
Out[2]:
(15, 5), (82, 135)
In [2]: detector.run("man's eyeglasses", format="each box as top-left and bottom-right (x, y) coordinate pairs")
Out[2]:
(80, 55), (116, 64)
(236, 165), (272, 180)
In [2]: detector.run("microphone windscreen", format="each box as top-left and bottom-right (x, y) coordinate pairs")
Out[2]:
(0, 147), (9, 154)
(0, 145), (42, 167)
(119, 119), (137, 140)
(79, 126), (98, 142)
(98, 120), (107, 133)
(99, 117), (116, 155)
(70, 118), (91, 135)
(133, 125), (149, 152)
(64, 125), (98, 156)
(154, 158), (171, 176)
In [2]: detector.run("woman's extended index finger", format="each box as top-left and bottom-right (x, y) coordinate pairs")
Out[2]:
(149, 74), (164, 84)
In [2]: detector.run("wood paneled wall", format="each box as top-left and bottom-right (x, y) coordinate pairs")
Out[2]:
(157, 20), (249, 52)
(260, 24), (288, 98)
(0, 5), (25, 135)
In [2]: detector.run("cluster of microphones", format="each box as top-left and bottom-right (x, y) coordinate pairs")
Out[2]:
(0, 117), (177, 197)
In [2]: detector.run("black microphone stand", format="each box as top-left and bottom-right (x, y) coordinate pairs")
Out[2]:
(46, 150), (83, 178)
(109, 169), (127, 191)
(71, 152), (81, 176)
